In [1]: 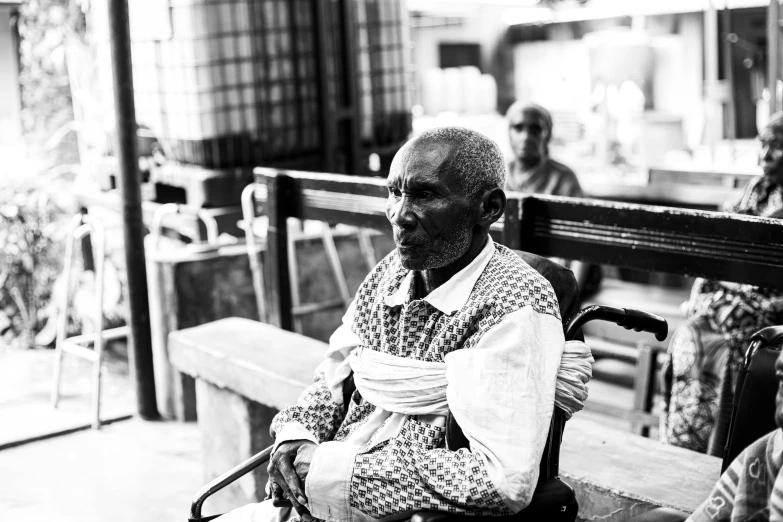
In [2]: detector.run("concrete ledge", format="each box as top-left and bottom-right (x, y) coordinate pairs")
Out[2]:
(169, 317), (326, 410)
(562, 416), (721, 521)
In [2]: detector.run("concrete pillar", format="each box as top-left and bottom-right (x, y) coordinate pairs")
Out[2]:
(196, 380), (277, 514)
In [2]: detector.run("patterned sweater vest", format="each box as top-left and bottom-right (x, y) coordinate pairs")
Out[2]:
(349, 243), (560, 364)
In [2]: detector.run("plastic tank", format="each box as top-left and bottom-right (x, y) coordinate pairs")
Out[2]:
(94, 0), (411, 171)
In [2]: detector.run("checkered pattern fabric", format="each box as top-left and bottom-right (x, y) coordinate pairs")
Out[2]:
(350, 244), (559, 362)
(350, 417), (508, 517)
(271, 370), (344, 443)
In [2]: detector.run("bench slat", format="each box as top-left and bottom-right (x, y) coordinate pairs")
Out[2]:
(517, 196), (783, 289)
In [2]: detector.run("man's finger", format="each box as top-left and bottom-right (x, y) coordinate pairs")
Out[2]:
(277, 454), (308, 506)
(268, 465), (296, 506)
(270, 481), (292, 508)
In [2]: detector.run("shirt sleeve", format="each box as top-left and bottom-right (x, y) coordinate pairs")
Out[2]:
(271, 302), (361, 448)
(305, 306), (564, 518)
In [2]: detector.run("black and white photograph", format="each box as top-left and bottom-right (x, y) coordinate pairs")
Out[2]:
(1, 1), (782, 521)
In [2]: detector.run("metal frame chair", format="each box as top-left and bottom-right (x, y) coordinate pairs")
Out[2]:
(50, 214), (129, 429)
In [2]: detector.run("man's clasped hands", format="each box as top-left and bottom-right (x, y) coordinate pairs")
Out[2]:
(268, 440), (317, 521)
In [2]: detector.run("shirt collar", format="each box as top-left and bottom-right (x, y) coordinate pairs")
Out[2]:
(384, 236), (496, 314)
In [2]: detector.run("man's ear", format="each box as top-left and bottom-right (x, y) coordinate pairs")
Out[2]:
(478, 187), (506, 226)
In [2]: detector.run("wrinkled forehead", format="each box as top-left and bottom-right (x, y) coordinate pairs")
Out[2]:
(389, 139), (456, 181)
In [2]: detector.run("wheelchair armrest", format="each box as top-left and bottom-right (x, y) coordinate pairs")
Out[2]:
(189, 445), (274, 521)
(410, 478), (576, 522)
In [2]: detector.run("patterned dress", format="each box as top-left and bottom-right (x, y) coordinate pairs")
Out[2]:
(660, 176), (783, 454)
(217, 239), (566, 522)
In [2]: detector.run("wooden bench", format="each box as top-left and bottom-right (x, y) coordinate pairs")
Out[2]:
(170, 169), (783, 518)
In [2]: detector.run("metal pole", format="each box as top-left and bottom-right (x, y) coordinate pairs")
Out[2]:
(769, 0), (781, 115)
(108, 0), (159, 420)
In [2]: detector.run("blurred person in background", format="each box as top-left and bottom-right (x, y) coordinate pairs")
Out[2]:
(660, 112), (783, 455)
(505, 102), (598, 302)
(505, 102), (583, 197)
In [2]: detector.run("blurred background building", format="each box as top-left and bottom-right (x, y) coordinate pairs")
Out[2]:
(410, 0), (779, 192)
(48, 0), (780, 216)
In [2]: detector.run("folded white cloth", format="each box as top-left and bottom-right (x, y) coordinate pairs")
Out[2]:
(555, 340), (594, 419)
(349, 340), (593, 421)
(349, 346), (450, 416)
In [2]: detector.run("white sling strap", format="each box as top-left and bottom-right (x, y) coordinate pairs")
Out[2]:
(349, 340), (593, 420)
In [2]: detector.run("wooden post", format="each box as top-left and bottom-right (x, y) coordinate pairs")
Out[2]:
(705, 0), (721, 152)
(338, 0), (361, 175)
(108, 0), (159, 420)
(632, 344), (657, 437)
(721, 8), (736, 139)
(502, 197), (522, 250)
(769, 0), (781, 115)
(263, 173), (294, 331)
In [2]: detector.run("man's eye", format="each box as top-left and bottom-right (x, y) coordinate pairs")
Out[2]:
(389, 187), (401, 198)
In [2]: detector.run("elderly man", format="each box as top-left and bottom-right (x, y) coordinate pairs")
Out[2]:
(217, 127), (566, 521)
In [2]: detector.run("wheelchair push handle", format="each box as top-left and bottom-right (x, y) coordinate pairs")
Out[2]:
(565, 305), (668, 343)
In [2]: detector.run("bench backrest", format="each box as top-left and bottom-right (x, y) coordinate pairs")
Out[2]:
(255, 168), (783, 331)
(505, 194), (783, 288)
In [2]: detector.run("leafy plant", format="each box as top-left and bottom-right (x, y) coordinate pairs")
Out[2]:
(17, 0), (86, 165)
(0, 185), (69, 349)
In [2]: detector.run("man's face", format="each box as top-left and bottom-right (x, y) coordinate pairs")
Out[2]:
(508, 110), (548, 165)
(385, 141), (475, 271)
(776, 350), (783, 429)
(759, 128), (783, 183)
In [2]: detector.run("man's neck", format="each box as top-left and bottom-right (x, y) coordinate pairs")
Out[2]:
(413, 234), (489, 298)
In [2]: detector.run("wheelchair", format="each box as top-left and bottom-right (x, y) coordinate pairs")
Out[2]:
(187, 252), (669, 522)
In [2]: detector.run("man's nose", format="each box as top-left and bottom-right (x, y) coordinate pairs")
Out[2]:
(775, 350), (783, 374)
(389, 195), (416, 229)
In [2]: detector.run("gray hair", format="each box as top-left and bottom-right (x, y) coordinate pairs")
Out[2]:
(410, 126), (506, 198)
